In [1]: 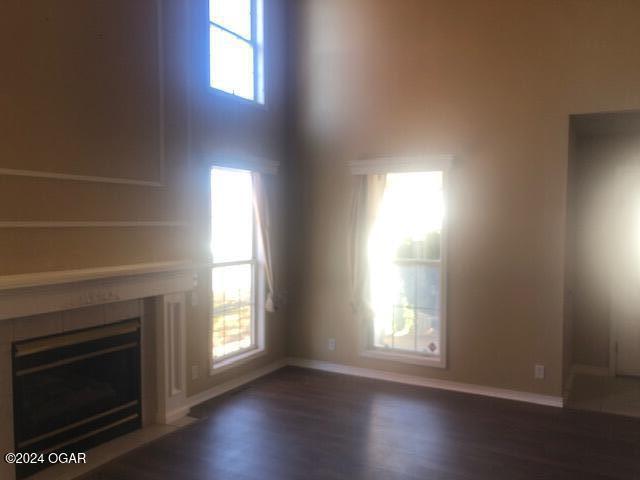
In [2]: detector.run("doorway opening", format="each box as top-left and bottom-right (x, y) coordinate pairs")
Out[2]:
(564, 111), (640, 418)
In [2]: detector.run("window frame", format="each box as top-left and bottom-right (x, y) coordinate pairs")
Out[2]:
(209, 166), (266, 373)
(350, 158), (450, 370)
(208, 0), (265, 105)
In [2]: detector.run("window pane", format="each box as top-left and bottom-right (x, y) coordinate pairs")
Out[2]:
(212, 264), (254, 359)
(209, 0), (252, 40)
(416, 266), (441, 355)
(372, 264), (441, 354)
(369, 172), (444, 356)
(210, 25), (255, 101)
(211, 167), (254, 263)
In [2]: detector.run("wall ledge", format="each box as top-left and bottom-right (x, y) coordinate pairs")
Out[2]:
(0, 261), (196, 292)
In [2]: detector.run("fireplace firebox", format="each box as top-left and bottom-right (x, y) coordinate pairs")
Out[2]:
(11, 319), (142, 479)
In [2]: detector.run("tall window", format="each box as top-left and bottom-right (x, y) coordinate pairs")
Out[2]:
(209, 0), (264, 103)
(211, 167), (260, 363)
(368, 172), (446, 363)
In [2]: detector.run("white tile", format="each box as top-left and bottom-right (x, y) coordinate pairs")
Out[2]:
(13, 312), (63, 341)
(105, 300), (142, 325)
(62, 306), (106, 332)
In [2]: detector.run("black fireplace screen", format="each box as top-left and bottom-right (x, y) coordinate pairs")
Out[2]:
(12, 319), (142, 479)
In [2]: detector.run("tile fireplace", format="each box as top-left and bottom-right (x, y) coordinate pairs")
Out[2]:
(0, 262), (196, 480)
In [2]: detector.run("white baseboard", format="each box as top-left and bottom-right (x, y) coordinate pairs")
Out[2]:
(287, 357), (564, 408)
(168, 356), (564, 421)
(165, 358), (288, 421)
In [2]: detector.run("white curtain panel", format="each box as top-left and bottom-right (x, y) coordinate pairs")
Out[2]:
(348, 173), (386, 319)
(252, 172), (276, 313)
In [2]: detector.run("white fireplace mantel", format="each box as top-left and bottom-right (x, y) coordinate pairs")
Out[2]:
(0, 261), (197, 321)
(0, 261), (199, 480)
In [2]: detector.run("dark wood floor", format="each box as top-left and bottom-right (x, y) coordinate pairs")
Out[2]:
(84, 367), (640, 480)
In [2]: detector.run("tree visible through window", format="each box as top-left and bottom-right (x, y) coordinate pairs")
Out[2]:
(209, 0), (264, 103)
(368, 172), (445, 359)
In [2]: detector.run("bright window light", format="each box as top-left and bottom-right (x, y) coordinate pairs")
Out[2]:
(209, 0), (264, 103)
(211, 167), (257, 361)
(368, 172), (445, 357)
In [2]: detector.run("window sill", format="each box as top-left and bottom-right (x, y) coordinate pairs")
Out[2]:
(210, 347), (266, 375)
(360, 349), (446, 369)
(207, 86), (268, 112)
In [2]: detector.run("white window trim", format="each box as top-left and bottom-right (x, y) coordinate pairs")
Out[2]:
(211, 155), (279, 175)
(208, 166), (267, 375)
(348, 154), (454, 175)
(208, 0), (265, 104)
(351, 155), (452, 369)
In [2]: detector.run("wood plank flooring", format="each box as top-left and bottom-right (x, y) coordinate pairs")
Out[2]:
(84, 366), (640, 480)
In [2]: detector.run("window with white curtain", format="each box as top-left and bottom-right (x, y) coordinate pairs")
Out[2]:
(209, 0), (264, 103)
(210, 167), (262, 364)
(367, 171), (446, 364)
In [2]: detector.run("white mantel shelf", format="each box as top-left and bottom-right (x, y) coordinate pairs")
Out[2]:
(0, 261), (199, 321)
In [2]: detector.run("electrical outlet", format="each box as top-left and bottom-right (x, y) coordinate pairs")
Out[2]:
(191, 364), (200, 381)
(534, 364), (545, 380)
(328, 338), (336, 351)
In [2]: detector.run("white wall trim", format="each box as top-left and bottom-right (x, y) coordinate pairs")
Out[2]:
(211, 156), (280, 175)
(348, 154), (454, 175)
(287, 358), (564, 408)
(0, 261), (196, 292)
(164, 355), (567, 424)
(0, 221), (188, 229)
(0, 168), (163, 187)
(157, 293), (188, 424)
(0, 0), (165, 190)
(0, 261), (198, 321)
(164, 358), (287, 422)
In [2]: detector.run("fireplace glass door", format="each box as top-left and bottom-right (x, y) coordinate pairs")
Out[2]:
(12, 319), (141, 478)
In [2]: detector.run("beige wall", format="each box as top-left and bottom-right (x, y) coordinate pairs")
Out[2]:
(289, 0), (640, 396)
(0, 0), (186, 274)
(0, 0), (294, 396)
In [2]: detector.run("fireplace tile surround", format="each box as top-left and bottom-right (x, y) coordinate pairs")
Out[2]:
(0, 262), (196, 480)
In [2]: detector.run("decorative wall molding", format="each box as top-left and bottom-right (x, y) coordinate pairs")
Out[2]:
(0, 168), (163, 187)
(0, 221), (188, 229)
(287, 358), (564, 408)
(157, 293), (188, 424)
(348, 154), (454, 175)
(0, 0), (165, 188)
(0, 261), (197, 320)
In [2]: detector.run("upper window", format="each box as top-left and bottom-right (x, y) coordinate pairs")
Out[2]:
(367, 171), (446, 364)
(210, 167), (262, 365)
(209, 0), (264, 103)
